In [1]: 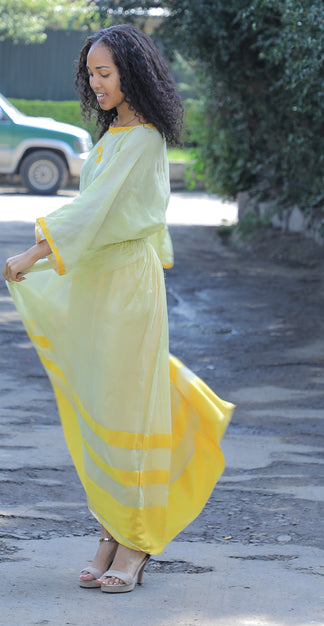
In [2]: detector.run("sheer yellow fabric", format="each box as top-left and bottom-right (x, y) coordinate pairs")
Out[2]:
(8, 125), (234, 554)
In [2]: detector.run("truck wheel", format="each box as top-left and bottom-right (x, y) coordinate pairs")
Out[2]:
(21, 151), (68, 195)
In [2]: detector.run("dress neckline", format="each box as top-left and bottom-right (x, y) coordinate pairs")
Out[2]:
(108, 123), (155, 134)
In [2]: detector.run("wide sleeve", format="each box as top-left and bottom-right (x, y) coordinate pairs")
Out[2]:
(35, 128), (169, 276)
(147, 228), (174, 269)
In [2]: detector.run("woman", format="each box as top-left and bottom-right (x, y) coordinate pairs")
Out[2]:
(2, 25), (234, 594)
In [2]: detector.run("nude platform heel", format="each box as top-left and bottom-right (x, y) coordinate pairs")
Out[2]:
(79, 536), (118, 588)
(100, 554), (151, 593)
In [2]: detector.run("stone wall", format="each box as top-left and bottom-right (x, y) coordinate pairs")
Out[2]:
(169, 162), (186, 190)
(237, 191), (324, 246)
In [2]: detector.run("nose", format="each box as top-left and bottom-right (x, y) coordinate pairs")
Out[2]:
(89, 74), (102, 91)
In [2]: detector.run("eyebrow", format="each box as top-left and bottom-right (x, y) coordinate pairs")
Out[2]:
(87, 65), (111, 70)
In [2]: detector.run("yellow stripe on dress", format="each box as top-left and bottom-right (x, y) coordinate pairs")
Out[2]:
(39, 353), (172, 450)
(51, 383), (170, 510)
(82, 439), (169, 487)
(26, 330), (54, 349)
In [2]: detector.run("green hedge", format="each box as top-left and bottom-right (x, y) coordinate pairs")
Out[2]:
(156, 0), (324, 213)
(9, 99), (98, 142)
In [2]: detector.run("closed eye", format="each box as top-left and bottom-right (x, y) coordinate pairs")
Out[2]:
(87, 72), (109, 79)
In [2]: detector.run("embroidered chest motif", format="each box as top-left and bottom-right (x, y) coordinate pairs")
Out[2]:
(96, 139), (106, 164)
(96, 146), (104, 163)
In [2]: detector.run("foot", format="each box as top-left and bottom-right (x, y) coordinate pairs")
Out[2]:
(98, 544), (147, 586)
(80, 531), (117, 583)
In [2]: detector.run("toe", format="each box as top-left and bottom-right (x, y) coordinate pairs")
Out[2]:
(80, 571), (94, 581)
(100, 575), (124, 586)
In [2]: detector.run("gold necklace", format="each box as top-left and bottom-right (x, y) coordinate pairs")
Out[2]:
(112, 114), (139, 127)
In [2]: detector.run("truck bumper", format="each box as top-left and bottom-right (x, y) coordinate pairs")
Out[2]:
(68, 152), (89, 177)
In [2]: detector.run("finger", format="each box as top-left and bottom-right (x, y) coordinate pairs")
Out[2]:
(4, 262), (11, 281)
(2, 262), (9, 280)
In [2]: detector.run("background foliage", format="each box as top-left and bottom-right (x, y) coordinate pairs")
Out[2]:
(98, 0), (324, 212)
(158, 0), (324, 211)
(3, 1), (324, 213)
(0, 0), (96, 43)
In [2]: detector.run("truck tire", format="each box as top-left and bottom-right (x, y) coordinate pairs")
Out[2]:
(21, 150), (68, 195)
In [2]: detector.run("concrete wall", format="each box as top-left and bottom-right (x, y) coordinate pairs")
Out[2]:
(237, 191), (324, 246)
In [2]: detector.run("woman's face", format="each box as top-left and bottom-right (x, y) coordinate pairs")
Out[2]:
(86, 43), (124, 111)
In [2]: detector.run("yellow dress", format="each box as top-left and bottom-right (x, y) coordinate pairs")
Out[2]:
(8, 124), (234, 555)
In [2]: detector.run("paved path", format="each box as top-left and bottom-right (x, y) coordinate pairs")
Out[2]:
(0, 188), (238, 226)
(0, 190), (323, 625)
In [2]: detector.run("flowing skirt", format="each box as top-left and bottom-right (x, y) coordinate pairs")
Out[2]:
(8, 239), (234, 554)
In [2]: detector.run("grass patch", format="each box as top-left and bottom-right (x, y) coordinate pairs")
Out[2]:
(167, 147), (192, 163)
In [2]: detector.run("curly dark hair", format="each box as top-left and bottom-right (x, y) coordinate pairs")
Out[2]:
(75, 24), (184, 145)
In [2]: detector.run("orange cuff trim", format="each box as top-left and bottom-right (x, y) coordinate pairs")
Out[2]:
(36, 217), (66, 276)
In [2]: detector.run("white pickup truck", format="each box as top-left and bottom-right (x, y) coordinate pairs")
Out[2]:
(0, 93), (92, 194)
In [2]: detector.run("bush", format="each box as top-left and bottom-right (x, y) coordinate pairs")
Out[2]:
(155, 0), (324, 212)
(9, 98), (98, 141)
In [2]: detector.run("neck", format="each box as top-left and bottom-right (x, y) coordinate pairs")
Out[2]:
(113, 103), (145, 127)
(113, 114), (138, 127)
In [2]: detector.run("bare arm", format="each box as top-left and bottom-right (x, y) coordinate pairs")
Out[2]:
(2, 240), (52, 282)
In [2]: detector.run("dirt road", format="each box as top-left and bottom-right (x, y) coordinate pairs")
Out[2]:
(0, 191), (323, 624)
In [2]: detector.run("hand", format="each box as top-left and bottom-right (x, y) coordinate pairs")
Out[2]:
(2, 249), (36, 282)
(3, 240), (52, 283)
